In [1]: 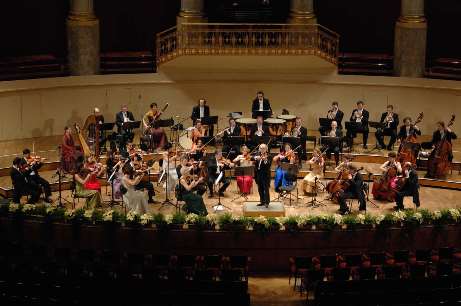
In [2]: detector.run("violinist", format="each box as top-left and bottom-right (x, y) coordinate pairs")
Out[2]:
(191, 119), (206, 143)
(61, 126), (76, 173)
(161, 150), (179, 197)
(190, 138), (207, 161)
(346, 101), (370, 149)
(426, 119), (457, 179)
(302, 148), (324, 195)
(179, 166), (208, 215)
(22, 149), (52, 203)
(106, 150), (125, 201)
(273, 143), (296, 193)
(251, 143), (272, 207)
(121, 163), (149, 214)
(233, 145), (254, 196)
(83, 155), (106, 192)
(73, 162), (102, 208)
(395, 162), (420, 210)
(372, 152), (401, 202)
(191, 98), (213, 136)
(322, 120), (343, 166)
(142, 102), (168, 152)
(131, 154), (156, 203)
(10, 157), (41, 204)
(337, 165), (366, 214)
(206, 150), (233, 198)
(375, 105), (399, 150)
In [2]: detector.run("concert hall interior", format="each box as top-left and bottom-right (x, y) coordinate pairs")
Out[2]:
(2, 1), (461, 305)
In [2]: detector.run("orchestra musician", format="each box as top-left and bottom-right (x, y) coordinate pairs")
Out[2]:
(232, 145), (254, 196)
(161, 151), (179, 197)
(290, 117), (308, 160)
(83, 155), (106, 192)
(375, 105), (399, 150)
(251, 91), (272, 118)
(395, 162), (420, 210)
(22, 149), (52, 203)
(130, 152), (156, 203)
(346, 101), (370, 149)
(426, 119), (457, 179)
(302, 148), (324, 195)
(179, 166), (208, 215)
(397, 116), (422, 165)
(337, 165), (366, 214)
(190, 138), (207, 161)
(222, 117), (241, 159)
(61, 126), (76, 173)
(142, 102), (168, 152)
(320, 101), (344, 135)
(10, 157), (41, 204)
(335, 155), (353, 172)
(372, 151), (402, 202)
(83, 107), (105, 155)
(73, 162), (102, 208)
(191, 119), (206, 143)
(250, 115), (270, 147)
(322, 120), (343, 166)
(206, 150), (233, 198)
(115, 104), (135, 145)
(191, 98), (213, 136)
(121, 163), (149, 215)
(273, 143), (296, 193)
(177, 155), (207, 196)
(398, 117), (422, 142)
(252, 143), (272, 207)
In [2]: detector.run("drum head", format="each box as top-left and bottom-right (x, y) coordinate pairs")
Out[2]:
(236, 118), (257, 124)
(277, 115), (296, 120)
(179, 134), (193, 150)
(265, 118), (286, 124)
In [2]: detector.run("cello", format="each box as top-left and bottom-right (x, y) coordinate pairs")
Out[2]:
(371, 164), (398, 202)
(426, 115), (456, 179)
(326, 167), (364, 203)
(397, 112), (423, 165)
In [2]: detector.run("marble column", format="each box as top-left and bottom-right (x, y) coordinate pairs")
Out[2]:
(394, 0), (427, 77)
(67, 0), (100, 75)
(288, 0), (316, 24)
(177, 0), (206, 26)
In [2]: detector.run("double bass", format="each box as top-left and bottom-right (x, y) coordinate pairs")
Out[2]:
(397, 112), (423, 165)
(426, 115), (456, 179)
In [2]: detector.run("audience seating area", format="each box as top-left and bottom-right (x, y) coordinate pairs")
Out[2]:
(426, 58), (461, 81)
(290, 247), (461, 305)
(0, 55), (67, 81)
(0, 242), (250, 306)
(338, 53), (394, 76)
(100, 52), (155, 74)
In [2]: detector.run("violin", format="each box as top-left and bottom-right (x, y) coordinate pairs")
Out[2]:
(26, 155), (46, 167)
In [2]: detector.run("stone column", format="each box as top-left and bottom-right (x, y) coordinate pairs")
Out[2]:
(394, 0), (427, 77)
(288, 0), (316, 24)
(177, 0), (206, 25)
(67, 0), (100, 75)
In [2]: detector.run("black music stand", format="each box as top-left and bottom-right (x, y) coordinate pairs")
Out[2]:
(345, 121), (362, 152)
(231, 166), (255, 202)
(252, 110), (272, 119)
(367, 121), (384, 153)
(305, 176), (326, 208)
(319, 118), (333, 129)
(320, 136), (341, 148)
(201, 116), (218, 136)
(223, 136), (244, 158)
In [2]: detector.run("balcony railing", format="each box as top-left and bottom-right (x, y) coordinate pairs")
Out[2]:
(156, 23), (340, 66)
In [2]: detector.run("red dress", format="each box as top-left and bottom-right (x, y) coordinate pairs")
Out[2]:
(84, 163), (102, 192)
(236, 155), (253, 194)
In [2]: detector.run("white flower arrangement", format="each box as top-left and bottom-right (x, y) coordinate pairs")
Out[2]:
(126, 211), (138, 222)
(8, 203), (20, 213)
(206, 214), (218, 225)
(333, 214), (343, 225)
(297, 215), (312, 227)
(46, 206), (57, 215)
(84, 209), (94, 220)
(449, 208), (461, 221)
(103, 210), (114, 222)
(23, 204), (35, 214)
(165, 214), (173, 224)
(65, 209), (76, 219)
(375, 214), (385, 225)
(140, 214), (153, 225)
(392, 210), (406, 222)
(356, 214), (366, 225)
(185, 213), (199, 224)
(433, 210), (442, 220)
(413, 212), (423, 224)
(254, 215), (269, 228)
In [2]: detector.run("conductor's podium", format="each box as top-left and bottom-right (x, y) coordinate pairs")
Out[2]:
(243, 201), (285, 217)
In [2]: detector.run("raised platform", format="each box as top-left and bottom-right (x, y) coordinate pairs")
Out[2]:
(243, 201), (285, 217)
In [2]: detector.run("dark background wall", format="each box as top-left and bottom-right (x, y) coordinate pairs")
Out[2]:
(0, 0), (459, 60)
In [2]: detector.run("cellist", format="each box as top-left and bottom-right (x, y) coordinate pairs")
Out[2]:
(397, 115), (422, 165)
(426, 119), (457, 179)
(372, 152), (401, 202)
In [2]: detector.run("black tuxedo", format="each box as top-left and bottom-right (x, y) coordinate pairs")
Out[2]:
(398, 125), (421, 141)
(292, 126), (308, 160)
(250, 124), (270, 148)
(115, 111), (135, 132)
(224, 125), (241, 137)
(338, 172), (366, 212)
(252, 156), (272, 206)
(115, 111), (135, 146)
(251, 98), (272, 118)
(376, 112), (399, 149)
(191, 105), (210, 122)
(21, 158), (51, 199)
(10, 167), (41, 204)
(396, 169), (420, 209)
(206, 157), (231, 196)
(428, 130), (457, 162)
(323, 129), (343, 164)
(223, 125), (242, 159)
(346, 109), (370, 147)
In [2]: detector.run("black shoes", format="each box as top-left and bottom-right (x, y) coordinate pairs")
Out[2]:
(256, 203), (265, 207)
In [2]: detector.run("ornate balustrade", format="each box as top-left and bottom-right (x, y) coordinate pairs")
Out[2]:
(156, 23), (339, 66)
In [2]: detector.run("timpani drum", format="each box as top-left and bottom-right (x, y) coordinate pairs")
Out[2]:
(179, 131), (193, 150)
(277, 114), (297, 134)
(265, 118), (286, 136)
(236, 118), (257, 137)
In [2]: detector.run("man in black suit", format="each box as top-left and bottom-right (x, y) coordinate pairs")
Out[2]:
(320, 101), (344, 135)
(10, 157), (41, 204)
(346, 101), (370, 149)
(250, 115), (270, 148)
(251, 91), (272, 118)
(291, 117), (308, 160)
(115, 104), (135, 141)
(206, 150), (232, 198)
(375, 105), (399, 150)
(222, 117), (242, 159)
(398, 117), (421, 141)
(191, 98), (213, 136)
(337, 165), (366, 214)
(322, 120), (343, 165)
(22, 149), (52, 203)
(252, 144), (272, 207)
(395, 162), (420, 210)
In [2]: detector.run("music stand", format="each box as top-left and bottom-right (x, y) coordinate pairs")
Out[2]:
(223, 136), (244, 155)
(160, 150), (178, 210)
(212, 171), (231, 212)
(345, 121), (362, 152)
(252, 110), (272, 119)
(201, 116), (219, 137)
(366, 121), (384, 153)
(231, 166), (255, 202)
(319, 118), (333, 129)
(305, 176), (326, 208)
(122, 120), (141, 131)
(320, 136), (341, 147)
